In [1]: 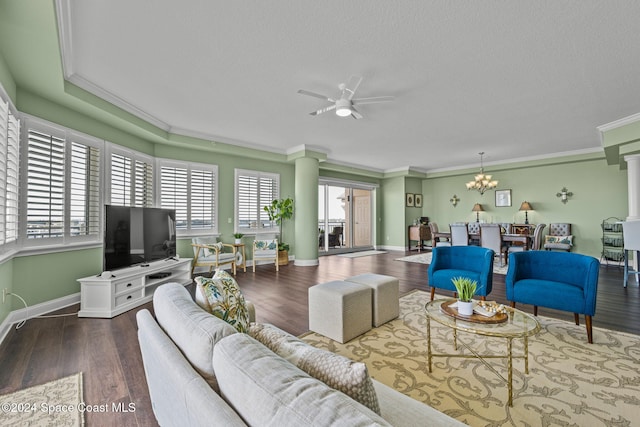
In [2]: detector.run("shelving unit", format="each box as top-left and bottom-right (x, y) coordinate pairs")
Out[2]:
(78, 258), (192, 318)
(601, 217), (624, 266)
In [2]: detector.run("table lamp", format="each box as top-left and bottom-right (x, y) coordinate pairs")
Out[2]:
(519, 201), (533, 224)
(472, 203), (484, 222)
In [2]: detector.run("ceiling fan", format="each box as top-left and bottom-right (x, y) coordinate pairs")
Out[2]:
(297, 75), (394, 119)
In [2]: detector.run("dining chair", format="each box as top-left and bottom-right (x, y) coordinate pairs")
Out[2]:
(429, 222), (451, 247)
(449, 223), (469, 246)
(503, 223), (546, 264)
(480, 223), (504, 267)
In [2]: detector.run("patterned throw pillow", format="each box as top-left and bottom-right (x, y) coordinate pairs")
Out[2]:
(545, 235), (574, 245)
(248, 323), (380, 414)
(195, 270), (250, 333)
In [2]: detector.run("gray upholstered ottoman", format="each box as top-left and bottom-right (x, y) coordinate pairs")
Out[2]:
(346, 273), (399, 327)
(308, 280), (372, 343)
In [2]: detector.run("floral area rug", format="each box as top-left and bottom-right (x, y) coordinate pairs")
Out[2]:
(0, 373), (84, 427)
(396, 252), (509, 275)
(301, 291), (640, 426)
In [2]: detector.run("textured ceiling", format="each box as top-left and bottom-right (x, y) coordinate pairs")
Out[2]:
(59, 0), (640, 172)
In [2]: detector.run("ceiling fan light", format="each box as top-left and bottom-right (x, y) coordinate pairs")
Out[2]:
(336, 106), (351, 117)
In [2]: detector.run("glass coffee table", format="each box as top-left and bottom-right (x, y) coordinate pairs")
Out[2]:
(424, 299), (540, 406)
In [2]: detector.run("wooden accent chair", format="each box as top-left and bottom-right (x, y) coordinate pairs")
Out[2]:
(191, 237), (237, 275)
(543, 223), (573, 251)
(252, 237), (279, 272)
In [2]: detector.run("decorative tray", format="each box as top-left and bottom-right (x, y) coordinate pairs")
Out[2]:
(440, 300), (508, 324)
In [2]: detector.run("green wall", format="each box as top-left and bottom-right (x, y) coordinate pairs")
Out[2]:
(0, 259), (13, 316)
(422, 158), (628, 258)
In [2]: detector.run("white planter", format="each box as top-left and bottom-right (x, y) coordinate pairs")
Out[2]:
(235, 238), (242, 244)
(457, 300), (474, 316)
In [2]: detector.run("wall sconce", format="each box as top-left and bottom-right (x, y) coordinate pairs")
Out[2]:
(450, 194), (460, 207)
(556, 187), (573, 204)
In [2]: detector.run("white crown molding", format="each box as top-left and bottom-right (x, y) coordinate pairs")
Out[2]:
(425, 147), (604, 174)
(597, 112), (640, 133)
(55, 0), (74, 79)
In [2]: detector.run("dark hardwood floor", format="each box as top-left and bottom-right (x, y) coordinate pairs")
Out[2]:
(0, 250), (638, 426)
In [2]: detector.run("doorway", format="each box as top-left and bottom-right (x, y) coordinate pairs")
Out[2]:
(318, 181), (375, 254)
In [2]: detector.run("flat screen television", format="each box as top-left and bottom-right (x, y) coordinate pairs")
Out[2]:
(103, 205), (177, 272)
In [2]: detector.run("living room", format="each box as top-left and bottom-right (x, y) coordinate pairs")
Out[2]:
(1, 1), (640, 425)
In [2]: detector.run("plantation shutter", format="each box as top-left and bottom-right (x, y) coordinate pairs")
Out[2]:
(190, 168), (214, 230)
(26, 130), (65, 239)
(70, 142), (100, 236)
(111, 153), (153, 207)
(159, 162), (216, 232)
(235, 170), (279, 233)
(110, 153), (131, 206)
(0, 99), (20, 245)
(160, 165), (188, 229)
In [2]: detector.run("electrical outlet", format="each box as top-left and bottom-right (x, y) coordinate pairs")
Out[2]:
(2, 288), (7, 304)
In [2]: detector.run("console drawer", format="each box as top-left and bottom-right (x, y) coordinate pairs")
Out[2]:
(114, 277), (144, 294)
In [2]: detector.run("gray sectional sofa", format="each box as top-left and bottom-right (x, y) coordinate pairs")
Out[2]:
(137, 283), (464, 426)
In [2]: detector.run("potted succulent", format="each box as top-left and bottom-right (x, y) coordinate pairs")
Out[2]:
(233, 233), (244, 244)
(264, 197), (294, 266)
(451, 276), (477, 316)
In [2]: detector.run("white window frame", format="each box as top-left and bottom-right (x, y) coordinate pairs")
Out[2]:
(20, 115), (104, 247)
(234, 169), (280, 235)
(157, 158), (218, 236)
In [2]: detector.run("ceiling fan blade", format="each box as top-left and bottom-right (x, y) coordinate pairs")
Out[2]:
(350, 106), (363, 120)
(298, 89), (335, 102)
(310, 104), (336, 116)
(352, 96), (395, 105)
(344, 75), (362, 100)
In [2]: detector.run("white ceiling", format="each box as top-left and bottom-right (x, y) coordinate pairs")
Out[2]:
(60, 1), (640, 172)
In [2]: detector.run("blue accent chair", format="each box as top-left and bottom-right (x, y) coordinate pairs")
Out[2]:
(427, 246), (494, 301)
(506, 251), (600, 343)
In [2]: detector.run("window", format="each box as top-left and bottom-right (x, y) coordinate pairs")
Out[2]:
(235, 169), (279, 234)
(0, 97), (20, 247)
(159, 160), (217, 234)
(109, 149), (153, 207)
(22, 118), (102, 243)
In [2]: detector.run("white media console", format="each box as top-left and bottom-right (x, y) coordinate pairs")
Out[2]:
(78, 258), (192, 318)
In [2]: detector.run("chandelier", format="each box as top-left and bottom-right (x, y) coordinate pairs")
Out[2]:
(465, 152), (498, 195)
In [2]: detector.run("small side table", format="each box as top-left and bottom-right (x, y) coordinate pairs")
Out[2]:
(232, 243), (246, 273)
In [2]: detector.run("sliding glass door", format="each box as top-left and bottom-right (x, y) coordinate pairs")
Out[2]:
(318, 180), (374, 254)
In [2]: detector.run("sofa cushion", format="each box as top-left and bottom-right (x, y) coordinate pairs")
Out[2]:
(153, 283), (237, 391)
(213, 333), (390, 426)
(195, 269), (250, 333)
(136, 309), (247, 427)
(248, 323), (380, 414)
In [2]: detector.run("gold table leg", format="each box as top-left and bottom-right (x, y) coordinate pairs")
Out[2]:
(427, 316), (432, 372)
(507, 337), (513, 407)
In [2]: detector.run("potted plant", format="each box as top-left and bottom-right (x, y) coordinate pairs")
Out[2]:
(451, 276), (477, 316)
(264, 197), (294, 266)
(233, 233), (244, 244)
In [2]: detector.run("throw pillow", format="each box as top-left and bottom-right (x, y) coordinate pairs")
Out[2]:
(545, 235), (574, 246)
(195, 270), (250, 333)
(248, 323), (380, 414)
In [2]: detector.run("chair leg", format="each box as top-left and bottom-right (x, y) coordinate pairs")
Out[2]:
(574, 313), (580, 325)
(533, 306), (538, 316)
(275, 256), (279, 272)
(510, 301), (515, 308)
(585, 315), (593, 344)
(430, 287), (435, 301)
(480, 296), (486, 301)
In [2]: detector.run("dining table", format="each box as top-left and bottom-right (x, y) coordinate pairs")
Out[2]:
(432, 232), (531, 250)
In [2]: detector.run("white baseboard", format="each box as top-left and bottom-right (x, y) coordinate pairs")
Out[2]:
(0, 292), (80, 346)
(294, 259), (319, 266)
(378, 244), (406, 252)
